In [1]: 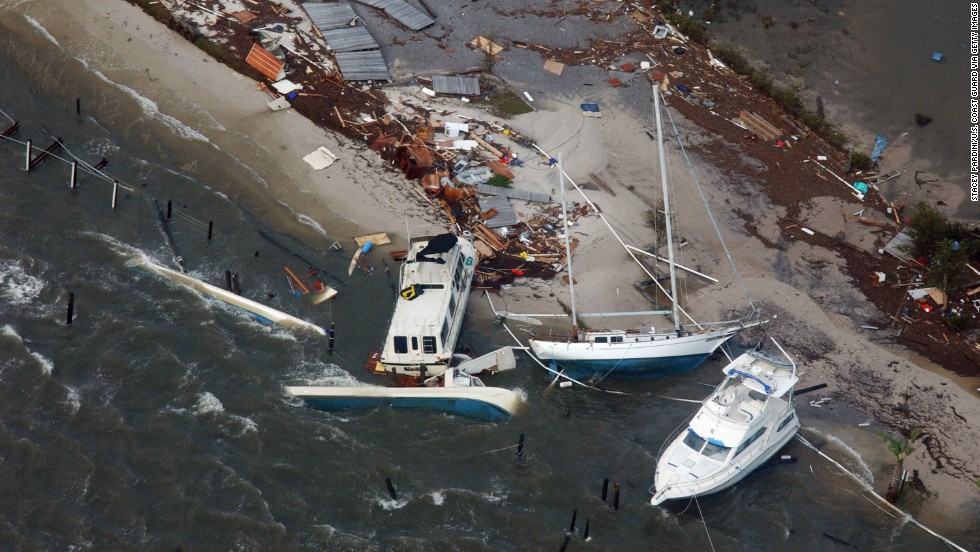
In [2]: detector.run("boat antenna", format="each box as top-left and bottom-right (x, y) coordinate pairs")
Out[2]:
(557, 154), (577, 332)
(653, 87), (682, 333)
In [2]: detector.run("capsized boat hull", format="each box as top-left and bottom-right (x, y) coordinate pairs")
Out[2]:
(529, 327), (734, 380)
(285, 385), (520, 422)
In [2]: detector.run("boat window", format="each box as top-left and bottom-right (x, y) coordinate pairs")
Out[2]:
(418, 283), (445, 290)
(441, 319), (450, 345)
(734, 426), (767, 458)
(682, 430), (706, 452)
(422, 336), (437, 354)
(777, 413), (796, 432)
(748, 389), (768, 402)
(610, 336), (624, 343)
(411, 337), (419, 350)
(449, 294), (457, 317)
(702, 441), (731, 461)
(594, 336), (608, 344)
(394, 336), (408, 354)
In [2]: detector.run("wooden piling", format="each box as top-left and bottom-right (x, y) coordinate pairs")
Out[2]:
(568, 510), (577, 533)
(1, 121), (19, 137)
(601, 478), (609, 501)
(558, 535), (569, 552)
(111, 180), (118, 210)
(76, 98), (80, 115)
(207, 220), (213, 240)
(385, 477), (397, 500)
(516, 433), (525, 457)
(612, 484), (620, 511)
(328, 322), (336, 353)
(232, 273), (241, 295)
(29, 139), (63, 170)
(583, 518), (590, 541)
(66, 291), (74, 325)
(225, 270), (233, 291)
(166, 200), (172, 220)
(24, 139), (31, 171)
(70, 161), (77, 189)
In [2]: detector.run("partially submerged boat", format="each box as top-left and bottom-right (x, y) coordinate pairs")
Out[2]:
(649, 344), (800, 505)
(376, 229), (477, 379)
(286, 347), (521, 422)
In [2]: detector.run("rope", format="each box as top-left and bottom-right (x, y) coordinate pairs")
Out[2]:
(663, 94), (756, 312)
(694, 494), (717, 552)
(0, 107), (15, 124)
(796, 434), (970, 552)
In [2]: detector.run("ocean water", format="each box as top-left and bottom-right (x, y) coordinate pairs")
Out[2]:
(0, 6), (975, 552)
(685, 0), (977, 217)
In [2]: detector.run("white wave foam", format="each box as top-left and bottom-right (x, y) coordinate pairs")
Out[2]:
(275, 201), (328, 236)
(194, 391), (224, 415)
(378, 496), (409, 510)
(64, 386), (81, 415)
(806, 428), (875, 485)
(290, 360), (359, 387)
(429, 491), (445, 506)
(88, 68), (213, 144)
(0, 259), (44, 306)
(24, 15), (60, 48)
(2, 324), (54, 375)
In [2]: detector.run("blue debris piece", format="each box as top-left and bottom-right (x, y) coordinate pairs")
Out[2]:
(676, 84), (691, 94)
(870, 135), (888, 163)
(932, 52), (943, 62)
(580, 103), (600, 112)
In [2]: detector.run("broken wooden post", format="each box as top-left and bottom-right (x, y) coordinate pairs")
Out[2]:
(66, 291), (74, 325)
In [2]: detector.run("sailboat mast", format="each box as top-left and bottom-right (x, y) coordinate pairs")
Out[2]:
(653, 86), (682, 333)
(558, 155), (577, 332)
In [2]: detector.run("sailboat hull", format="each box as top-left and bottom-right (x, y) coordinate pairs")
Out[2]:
(529, 329), (734, 380)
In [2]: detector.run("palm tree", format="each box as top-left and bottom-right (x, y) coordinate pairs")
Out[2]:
(877, 428), (923, 503)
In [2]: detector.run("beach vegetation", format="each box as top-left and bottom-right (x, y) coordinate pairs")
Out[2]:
(480, 92), (534, 118)
(487, 174), (512, 188)
(709, 41), (847, 147)
(850, 152), (873, 172)
(877, 428), (922, 503)
(663, 12), (708, 45)
(902, 202), (978, 303)
(644, 201), (668, 251)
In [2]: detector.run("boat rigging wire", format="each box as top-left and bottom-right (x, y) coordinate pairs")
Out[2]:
(694, 494), (717, 552)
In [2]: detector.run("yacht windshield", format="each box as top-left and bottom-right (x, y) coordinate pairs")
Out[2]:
(702, 441), (731, 461)
(682, 431), (706, 452)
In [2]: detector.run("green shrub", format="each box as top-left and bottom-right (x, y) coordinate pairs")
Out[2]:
(487, 174), (512, 188)
(851, 151), (874, 171)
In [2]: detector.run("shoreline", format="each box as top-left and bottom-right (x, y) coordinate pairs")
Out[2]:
(11, 0), (979, 540)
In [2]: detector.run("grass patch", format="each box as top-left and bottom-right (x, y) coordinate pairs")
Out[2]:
(482, 92), (534, 118)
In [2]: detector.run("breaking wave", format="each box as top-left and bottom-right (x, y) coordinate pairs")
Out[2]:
(0, 259), (44, 306)
(2, 324), (54, 375)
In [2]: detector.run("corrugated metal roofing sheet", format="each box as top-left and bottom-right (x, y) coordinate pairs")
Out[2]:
(352, 0), (435, 30)
(302, 2), (358, 31)
(477, 184), (553, 203)
(334, 50), (391, 81)
(883, 229), (913, 262)
(321, 26), (380, 52)
(432, 75), (481, 96)
(478, 196), (520, 228)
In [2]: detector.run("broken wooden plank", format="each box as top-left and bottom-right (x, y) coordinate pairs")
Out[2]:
(468, 133), (503, 157)
(354, 233), (391, 247)
(588, 173), (615, 196)
(739, 110), (781, 141)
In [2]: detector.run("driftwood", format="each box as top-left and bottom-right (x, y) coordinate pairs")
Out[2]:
(841, 211), (897, 231)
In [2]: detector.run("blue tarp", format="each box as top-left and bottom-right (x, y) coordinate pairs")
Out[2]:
(870, 135), (888, 163)
(580, 103), (600, 112)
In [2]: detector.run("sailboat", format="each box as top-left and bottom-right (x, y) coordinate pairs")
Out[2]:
(522, 86), (758, 380)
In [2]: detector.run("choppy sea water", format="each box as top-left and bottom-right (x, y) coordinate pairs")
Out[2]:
(0, 6), (975, 551)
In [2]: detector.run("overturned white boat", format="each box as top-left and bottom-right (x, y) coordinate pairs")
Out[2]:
(649, 345), (800, 505)
(286, 347), (521, 422)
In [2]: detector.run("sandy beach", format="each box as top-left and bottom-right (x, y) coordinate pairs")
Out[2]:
(13, 0), (979, 541)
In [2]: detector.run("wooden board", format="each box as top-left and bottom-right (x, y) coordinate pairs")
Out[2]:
(543, 59), (565, 76)
(245, 44), (285, 82)
(354, 232), (391, 247)
(739, 110), (781, 141)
